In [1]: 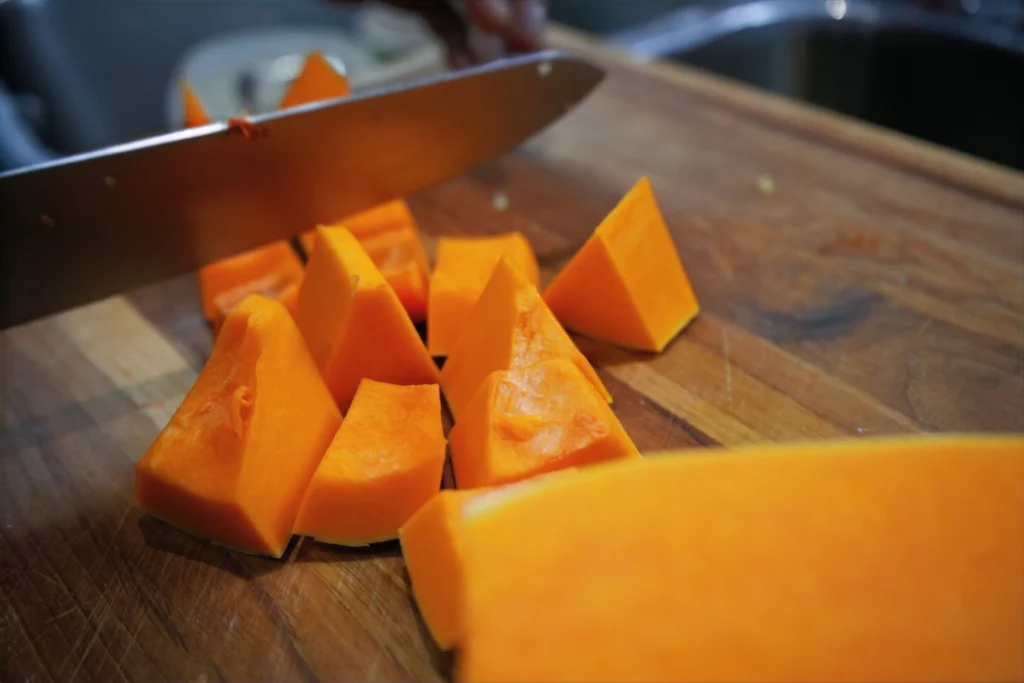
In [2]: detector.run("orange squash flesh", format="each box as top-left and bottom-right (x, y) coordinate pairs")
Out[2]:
(322, 199), (419, 240)
(399, 489), (479, 649)
(428, 232), (539, 357)
(399, 469), (581, 650)
(179, 79), (211, 128)
(293, 379), (445, 546)
(196, 242), (305, 335)
(301, 202), (430, 322)
(439, 257), (610, 420)
(449, 358), (638, 489)
(543, 177), (700, 352)
(351, 224), (429, 323)
(135, 295), (342, 558)
(294, 226), (439, 412)
(278, 51), (351, 110)
(454, 434), (1024, 683)
(278, 279), (301, 320)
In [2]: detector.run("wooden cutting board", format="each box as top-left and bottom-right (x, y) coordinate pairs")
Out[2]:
(3, 27), (1022, 683)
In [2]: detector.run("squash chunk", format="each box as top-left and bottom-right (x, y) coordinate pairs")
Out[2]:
(278, 51), (350, 110)
(428, 233), (539, 356)
(278, 279), (301, 320)
(295, 226), (438, 411)
(454, 435), (1024, 683)
(302, 201), (430, 322)
(294, 380), (446, 545)
(399, 469), (581, 650)
(544, 177), (700, 351)
(439, 257), (609, 420)
(400, 489), (478, 649)
(332, 199), (419, 239)
(301, 199), (419, 252)
(352, 224), (429, 323)
(450, 358), (638, 488)
(179, 79), (211, 128)
(197, 242), (304, 335)
(135, 295), (341, 558)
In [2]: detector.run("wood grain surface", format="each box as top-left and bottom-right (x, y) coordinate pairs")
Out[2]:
(3, 26), (1023, 683)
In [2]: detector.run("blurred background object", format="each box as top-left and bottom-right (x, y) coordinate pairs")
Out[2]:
(1, 0), (1021, 172)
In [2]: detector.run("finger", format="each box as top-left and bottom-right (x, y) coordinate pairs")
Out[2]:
(469, 29), (508, 63)
(505, 0), (546, 53)
(465, 0), (514, 34)
(466, 0), (545, 54)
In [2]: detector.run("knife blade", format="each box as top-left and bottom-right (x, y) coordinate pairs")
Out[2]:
(0, 50), (604, 330)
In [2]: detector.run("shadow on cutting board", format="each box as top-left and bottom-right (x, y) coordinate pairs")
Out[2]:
(138, 514), (282, 579)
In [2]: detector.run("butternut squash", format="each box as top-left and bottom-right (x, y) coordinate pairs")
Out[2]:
(196, 242), (305, 336)
(449, 358), (638, 488)
(439, 257), (609, 420)
(544, 177), (700, 352)
(300, 199), (419, 255)
(294, 226), (438, 411)
(302, 202), (430, 322)
(135, 295), (341, 558)
(278, 51), (351, 110)
(294, 379), (445, 546)
(364, 227), (428, 323)
(278, 279), (301, 320)
(399, 469), (581, 650)
(428, 233), (539, 356)
(179, 78), (211, 128)
(328, 199), (419, 239)
(452, 435), (1024, 683)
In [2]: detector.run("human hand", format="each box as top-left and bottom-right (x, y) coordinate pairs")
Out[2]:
(348, 0), (547, 67)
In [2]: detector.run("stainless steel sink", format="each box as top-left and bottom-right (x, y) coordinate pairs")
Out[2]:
(611, 0), (1024, 170)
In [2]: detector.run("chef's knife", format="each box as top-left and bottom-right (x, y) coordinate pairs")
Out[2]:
(0, 50), (604, 330)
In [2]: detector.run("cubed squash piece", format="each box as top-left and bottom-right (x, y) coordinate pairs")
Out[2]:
(197, 242), (305, 335)
(439, 257), (609, 420)
(428, 233), (539, 356)
(543, 177), (700, 351)
(400, 469), (581, 651)
(454, 435), (1024, 682)
(135, 295), (342, 558)
(300, 199), (419, 253)
(278, 279), (301, 320)
(354, 225), (429, 323)
(294, 379), (446, 545)
(450, 358), (638, 488)
(294, 226), (438, 411)
(278, 50), (350, 110)
(302, 201), (430, 322)
(179, 78), (211, 127)
(331, 199), (419, 239)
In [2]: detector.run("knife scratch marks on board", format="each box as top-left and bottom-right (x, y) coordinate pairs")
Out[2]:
(98, 506), (133, 570)
(115, 619), (144, 672)
(722, 327), (734, 410)
(706, 243), (736, 284)
(363, 562), (390, 680)
(65, 595), (109, 682)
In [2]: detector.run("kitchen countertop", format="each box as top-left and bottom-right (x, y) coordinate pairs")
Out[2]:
(2, 25), (1022, 683)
